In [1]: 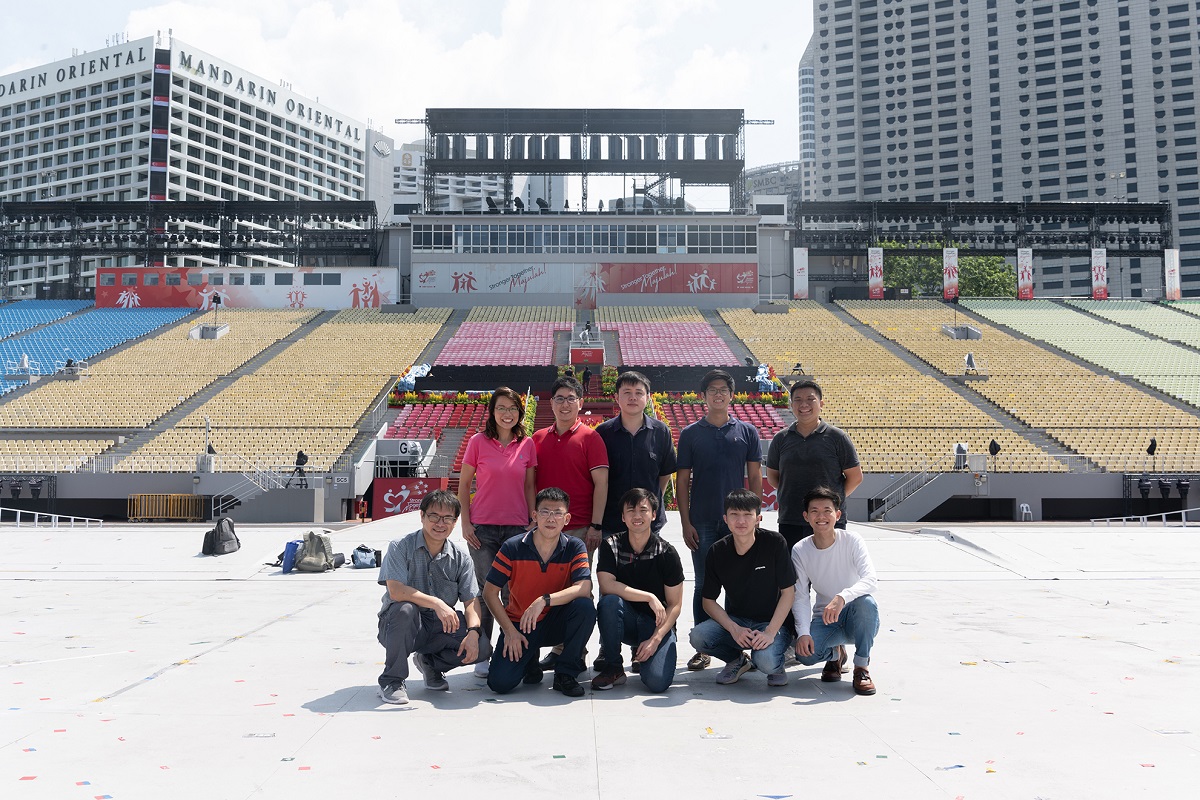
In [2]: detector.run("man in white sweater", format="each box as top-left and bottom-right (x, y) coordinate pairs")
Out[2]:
(790, 486), (880, 695)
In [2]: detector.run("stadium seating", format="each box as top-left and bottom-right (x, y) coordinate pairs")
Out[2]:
(114, 427), (357, 473)
(600, 322), (739, 366)
(465, 306), (575, 322)
(596, 306), (705, 323)
(0, 308), (194, 375)
(386, 403), (489, 440)
(1066, 299), (1200, 350)
(0, 300), (92, 340)
(0, 437), (115, 472)
(434, 322), (572, 366)
(658, 402), (786, 443)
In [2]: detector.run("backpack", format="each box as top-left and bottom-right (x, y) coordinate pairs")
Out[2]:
(351, 544), (379, 569)
(201, 517), (240, 556)
(295, 529), (337, 572)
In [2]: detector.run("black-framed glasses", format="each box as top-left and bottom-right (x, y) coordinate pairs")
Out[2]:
(423, 513), (457, 525)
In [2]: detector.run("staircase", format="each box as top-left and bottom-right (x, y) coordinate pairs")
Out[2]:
(702, 309), (757, 365)
(416, 308), (470, 365)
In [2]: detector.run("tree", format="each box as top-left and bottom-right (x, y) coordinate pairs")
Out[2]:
(881, 245), (1016, 297)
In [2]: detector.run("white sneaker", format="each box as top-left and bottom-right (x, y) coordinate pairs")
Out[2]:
(474, 660), (490, 679)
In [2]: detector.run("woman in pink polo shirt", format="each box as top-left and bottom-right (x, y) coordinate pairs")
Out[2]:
(458, 386), (538, 678)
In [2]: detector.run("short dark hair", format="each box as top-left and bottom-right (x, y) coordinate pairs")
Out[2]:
(536, 486), (570, 509)
(485, 386), (526, 441)
(789, 378), (823, 400)
(551, 375), (584, 398)
(614, 370), (651, 394)
(620, 487), (660, 514)
(701, 369), (735, 394)
(804, 486), (842, 511)
(420, 489), (461, 516)
(723, 488), (762, 514)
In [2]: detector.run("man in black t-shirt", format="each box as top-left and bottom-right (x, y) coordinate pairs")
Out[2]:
(688, 489), (796, 687)
(592, 488), (685, 693)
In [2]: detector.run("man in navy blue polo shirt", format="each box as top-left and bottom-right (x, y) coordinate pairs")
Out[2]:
(595, 370), (677, 671)
(676, 368), (763, 671)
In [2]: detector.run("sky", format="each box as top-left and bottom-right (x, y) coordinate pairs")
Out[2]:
(2, 1), (813, 208)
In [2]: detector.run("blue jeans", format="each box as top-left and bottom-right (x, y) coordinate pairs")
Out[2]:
(596, 595), (677, 693)
(468, 524), (526, 641)
(487, 597), (596, 694)
(795, 595), (880, 668)
(689, 615), (796, 675)
(689, 520), (729, 625)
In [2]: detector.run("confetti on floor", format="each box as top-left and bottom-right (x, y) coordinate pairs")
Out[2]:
(19, 776), (36, 781)
(936, 765), (965, 771)
(959, 661), (977, 666)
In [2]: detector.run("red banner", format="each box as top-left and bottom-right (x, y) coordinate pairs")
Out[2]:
(597, 262), (757, 295)
(372, 477), (449, 518)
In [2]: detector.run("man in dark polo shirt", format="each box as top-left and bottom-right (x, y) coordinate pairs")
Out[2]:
(594, 370), (677, 670)
(376, 490), (492, 705)
(766, 379), (862, 550)
(592, 488), (685, 693)
(483, 487), (596, 698)
(676, 368), (763, 672)
(688, 489), (796, 687)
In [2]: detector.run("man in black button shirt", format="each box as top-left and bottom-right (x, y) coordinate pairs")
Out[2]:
(688, 489), (796, 687)
(592, 488), (685, 693)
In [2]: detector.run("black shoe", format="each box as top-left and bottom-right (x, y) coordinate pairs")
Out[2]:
(552, 672), (585, 698)
(630, 660), (641, 674)
(591, 655), (608, 673)
(523, 659), (544, 685)
(538, 650), (559, 670)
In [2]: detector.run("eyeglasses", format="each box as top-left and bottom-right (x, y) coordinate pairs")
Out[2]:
(423, 513), (457, 525)
(705, 386), (732, 396)
(536, 509), (567, 519)
(551, 395), (580, 404)
(494, 406), (520, 414)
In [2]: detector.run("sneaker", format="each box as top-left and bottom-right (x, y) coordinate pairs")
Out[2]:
(715, 654), (753, 685)
(853, 667), (877, 696)
(590, 666), (628, 691)
(687, 652), (711, 671)
(591, 653), (608, 673)
(474, 660), (490, 679)
(413, 654), (448, 691)
(523, 659), (544, 685)
(552, 672), (585, 698)
(538, 650), (559, 670)
(821, 646), (848, 683)
(630, 660), (641, 674)
(379, 682), (408, 704)
(767, 672), (788, 687)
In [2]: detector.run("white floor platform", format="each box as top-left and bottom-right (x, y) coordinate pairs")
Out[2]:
(2, 512), (1198, 799)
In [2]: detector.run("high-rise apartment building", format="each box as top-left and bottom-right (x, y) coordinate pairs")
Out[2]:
(804, 0), (1200, 297)
(0, 34), (393, 295)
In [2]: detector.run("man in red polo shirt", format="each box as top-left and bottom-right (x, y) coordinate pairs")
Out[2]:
(533, 374), (609, 670)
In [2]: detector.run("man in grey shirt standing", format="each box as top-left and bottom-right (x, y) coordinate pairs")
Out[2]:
(766, 379), (862, 551)
(376, 489), (492, 704)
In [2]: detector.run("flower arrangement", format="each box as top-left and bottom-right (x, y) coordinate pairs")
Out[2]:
(650, 391), (787, 408)
(388, 389), (491, 407)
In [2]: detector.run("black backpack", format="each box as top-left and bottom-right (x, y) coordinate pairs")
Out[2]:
(202, 517), (241, 556)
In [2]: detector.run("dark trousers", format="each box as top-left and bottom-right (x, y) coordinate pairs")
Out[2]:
(377, 602), (493, 688)
(780, 517), (847, 552)
(487, 597), (596, 693)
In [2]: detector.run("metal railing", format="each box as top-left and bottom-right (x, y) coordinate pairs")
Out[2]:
(0, 505), (103, 528)
(868, 454), (951, 521)
(1091, 506), (1200, 527)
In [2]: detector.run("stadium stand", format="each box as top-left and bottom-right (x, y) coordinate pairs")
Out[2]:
(0, 299), (92, 340)
(658, 402), (787, 444)
(596, 306), (706, 323)
(723, 301), (1060, 472)
(0, 437), (115, 472)
(465, 306), (575, 322)
(964, 299), (1200, 408)
(1067, 299), (1200, 350)
(118, 308), (450, 471)
(839, 299), (1200, 473)
(0, 308), (194, 375)
(386, 403), (489, 440)
(434, 321), (572, 366)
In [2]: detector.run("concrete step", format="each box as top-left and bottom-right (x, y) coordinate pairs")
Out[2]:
(702, 308), (756, 366)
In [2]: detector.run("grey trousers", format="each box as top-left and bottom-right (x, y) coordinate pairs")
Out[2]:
(377, 601), (493, 688)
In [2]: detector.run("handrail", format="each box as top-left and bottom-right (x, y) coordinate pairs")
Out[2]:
(869, 454), (953, 521)
(0, 505), (103, 528)
(1091, 506), (1200, 527)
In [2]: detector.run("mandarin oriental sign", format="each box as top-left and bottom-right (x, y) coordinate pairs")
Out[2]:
(177, 49), (361, 143)
(0, 47), (148, 98)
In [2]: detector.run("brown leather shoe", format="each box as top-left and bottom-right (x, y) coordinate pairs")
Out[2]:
(853, 666), (876, 696)
(820, 645), (847, 682)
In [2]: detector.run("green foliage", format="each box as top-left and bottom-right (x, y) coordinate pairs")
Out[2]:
(880, 244), (1017, 298)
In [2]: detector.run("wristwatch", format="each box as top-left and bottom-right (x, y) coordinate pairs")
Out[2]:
(466, 626), (482, 636)
(589, 523), (603, 531)
(542, 593), (552, 608)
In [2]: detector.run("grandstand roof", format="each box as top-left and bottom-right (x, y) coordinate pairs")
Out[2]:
(424, 108), (745, 135)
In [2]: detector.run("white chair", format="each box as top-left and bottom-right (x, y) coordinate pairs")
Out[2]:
(1019, 503), (1033, 521)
